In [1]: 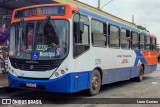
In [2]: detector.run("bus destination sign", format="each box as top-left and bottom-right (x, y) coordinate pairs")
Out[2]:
(14, 6), (65, 18)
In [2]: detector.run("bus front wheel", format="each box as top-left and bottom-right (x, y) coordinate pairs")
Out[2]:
(88, 69), (101, 96)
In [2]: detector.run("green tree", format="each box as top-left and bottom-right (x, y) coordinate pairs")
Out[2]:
(137, 25), (149, 32)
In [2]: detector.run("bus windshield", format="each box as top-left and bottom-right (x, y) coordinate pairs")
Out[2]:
(9, 19), (69, 60)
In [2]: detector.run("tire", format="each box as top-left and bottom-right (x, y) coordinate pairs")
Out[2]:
(88, 69), (101, 96)
(135, 66), (144, 82)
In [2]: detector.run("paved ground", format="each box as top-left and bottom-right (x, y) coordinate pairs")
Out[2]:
(0, 64), (160, 107)
(0, 73), (8, 87)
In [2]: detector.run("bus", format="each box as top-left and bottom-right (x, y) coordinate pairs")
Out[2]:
(8, 4), (157, 96)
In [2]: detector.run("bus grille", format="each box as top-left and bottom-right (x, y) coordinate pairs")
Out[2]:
(13, 63), (55, 71)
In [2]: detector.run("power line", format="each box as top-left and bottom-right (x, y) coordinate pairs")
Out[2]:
(99, 0), (113, 10)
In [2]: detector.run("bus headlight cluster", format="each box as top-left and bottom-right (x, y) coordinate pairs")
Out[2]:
(8, 61), (17, 76)
(54, 67), (68, 77)
(11, 70), (14, 74)
(11, 70), (17, 75)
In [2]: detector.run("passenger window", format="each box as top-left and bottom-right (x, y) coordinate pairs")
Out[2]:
(91, 19), (107, 47)
(108, 25), (120, 48)
(73, 15), (89, 45)
(131, 32), (139, 50)
(151, 38), (156, 51)
(73, 14), (79, 44)
(121, 28), (130, 49)
(140, 34), (145, 50)
(73, 14), (90, 58)
(145, 36), (151, 51)
(82, 25), (89, 44)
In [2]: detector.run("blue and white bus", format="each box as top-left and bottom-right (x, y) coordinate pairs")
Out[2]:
(8, 4), (157, 95)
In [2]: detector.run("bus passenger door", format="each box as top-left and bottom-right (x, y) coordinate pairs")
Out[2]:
(73, 13), (91, 91)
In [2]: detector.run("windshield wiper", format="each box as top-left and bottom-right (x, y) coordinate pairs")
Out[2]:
(42, 16), (50, 29)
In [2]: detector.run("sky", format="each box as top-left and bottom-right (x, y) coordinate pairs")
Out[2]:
(79, 0), (160, 45)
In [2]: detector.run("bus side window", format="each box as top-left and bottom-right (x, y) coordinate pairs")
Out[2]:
(91, 19), (107, 47)
(121, 28), (130, 49)
(73, 14), (90, 58)
(73, 22), (78, 43)
(151, 38), (156, 51)
(73, 14), (79, 43)
(80, 15), (89, 45)
(108, 24), (120, 48)
(140, 34), (145, 50)
(73, 14), (89, 44)
(131, 31), (139, 50)
(145, 36), (151, 51)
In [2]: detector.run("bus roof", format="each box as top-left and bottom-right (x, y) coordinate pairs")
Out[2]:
(12, 3), (156, 39)
(140, 30), (148, 36)
(78, 7), (140, 32)
(148, 32), (157, 38)
(78, 7), (157, 38)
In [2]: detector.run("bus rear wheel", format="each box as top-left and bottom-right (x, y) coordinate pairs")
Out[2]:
(136, 66), (144, 82)
(88, 69), (101, 96)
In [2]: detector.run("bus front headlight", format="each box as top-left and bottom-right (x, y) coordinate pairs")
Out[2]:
(8, 60), (18, 77)
(11, 70), (16, 75)
(61, 70), (65, 74)
(55, 72), (59, 77)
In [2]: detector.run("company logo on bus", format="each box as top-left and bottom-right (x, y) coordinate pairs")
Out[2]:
(30, 65), (34, 70)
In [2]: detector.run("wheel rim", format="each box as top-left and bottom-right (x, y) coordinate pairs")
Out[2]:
(139, 69), (143, 81)
(91, 75), (100, 90)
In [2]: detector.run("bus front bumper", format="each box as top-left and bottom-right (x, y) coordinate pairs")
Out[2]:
(8, 72), (73, 93)
(7, 71), (91, 93)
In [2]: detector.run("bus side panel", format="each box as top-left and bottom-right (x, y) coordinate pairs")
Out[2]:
(144, 64), (157, 75)
(127, 50), (157, 78)
(141, 51), (157, 75)
(73, 71), (92, 92)
(130, 66), (141, 78)
(102, 67), (131, 84)
(151, 64), (157, 72)
(130, 50), (147, 78)
(141, 50), (157, 75)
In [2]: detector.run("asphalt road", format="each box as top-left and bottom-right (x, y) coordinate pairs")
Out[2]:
(0, 64), (160, 107)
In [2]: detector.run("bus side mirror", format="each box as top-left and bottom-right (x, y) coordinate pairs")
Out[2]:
(80, 20), (84, 33)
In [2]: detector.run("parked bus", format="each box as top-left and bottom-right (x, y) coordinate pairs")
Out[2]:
(8, 4), (157, 95)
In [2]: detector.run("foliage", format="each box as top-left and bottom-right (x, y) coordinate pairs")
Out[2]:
(137, 25), (149, 32)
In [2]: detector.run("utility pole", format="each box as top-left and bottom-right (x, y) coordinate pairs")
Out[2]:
(98, 0), (100, 10)
(132, 15), (134, 23)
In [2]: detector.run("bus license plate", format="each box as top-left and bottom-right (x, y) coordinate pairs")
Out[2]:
(26, 83), (37, 88)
